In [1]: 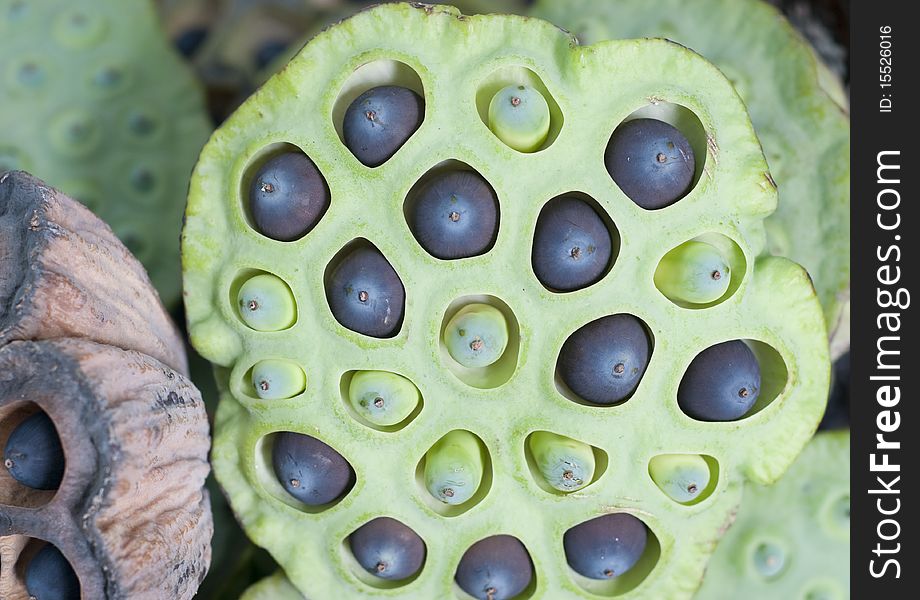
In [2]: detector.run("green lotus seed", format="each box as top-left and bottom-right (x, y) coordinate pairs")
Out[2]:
(528, 431), (595, 492)
(423, 430), (483, 505)
(443, 303), (508, 369)
(251, 360), (306, 400)
(488, 84), (551, 152)
(654, 240), (731, 304)
(348, 370), (421, 427)
(752, 541), (785, 579)
(648, 453), (711, 504)
(237, 274), (297, 331)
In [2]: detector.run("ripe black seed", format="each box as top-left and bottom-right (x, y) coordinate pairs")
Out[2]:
(25, 544), (81, 600)
(326, 245), (405, 338)
(557, 314), (651, 405)
(249, 152), (329, 241)
(349, 517), (426, 580)
(564, 513), (648, 580)
(678, 340), (762, 421)
(605, 118), (695, 209)
(3, 411), (65, 490)
(343, 86), (424, 167)
(532, 196), (612, 291)
(455, 535), (533, 600)
(271, 432), (354, 505)
(408, 170), (499, 260)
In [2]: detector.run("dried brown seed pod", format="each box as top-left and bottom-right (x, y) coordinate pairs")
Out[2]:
(0, 172), (211, 599)
(0, 340), (211, 600)
(0, 171), (187, 375)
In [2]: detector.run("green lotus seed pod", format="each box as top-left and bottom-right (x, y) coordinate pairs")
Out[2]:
(252, 359), (306, 400)
(648, 453), (711, 504)
(443, 304), (509, 369)
(237, 274), (296, 332)
(424, 430), (483, 505)
(531, 0), (850, 358)
(183, 5), (830, 597)
(654, 241), (731, 305)
(0, 0), (211, 307)
(528, 431), (595, 492)
(488, 84), (551, 152)
(348, 370), (420, 427)
(696, 432), (849, 598)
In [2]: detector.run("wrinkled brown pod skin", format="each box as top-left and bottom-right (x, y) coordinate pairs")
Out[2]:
(0, 171), (187, 374)
(0, 172), (211, 599)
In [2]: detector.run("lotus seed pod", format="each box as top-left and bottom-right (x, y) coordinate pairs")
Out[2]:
(0, 174), (211, 599)
(0, 340), (212, 600)
(696, 432), (849, 598)
(348, 370), (420, 427)
(443, 304), (509, 369)
(0, 0), (211, 307)
(528, 431), (596, 493)
(654, 241), (731, 305)
(531, 0), (850, 358)
(488, 85), (551, 152)
(252, 359), (307, 400)
(424, 430), (484, 506)
(183, 5), (830, 597)
(648, 454), (711, 504)
(237, 273), (297, 332)
(0, 172), (187, 372)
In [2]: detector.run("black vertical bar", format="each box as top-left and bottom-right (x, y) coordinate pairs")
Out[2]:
(851, 0), (917, 596)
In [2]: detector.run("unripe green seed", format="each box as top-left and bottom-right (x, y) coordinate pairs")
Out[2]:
(423, 430), (483, 505)
(488, 84), (551, 152)
(251, 360), (306, 400)
(237, 273), (297, 331)
(528, 431), (595, 492)
(648, 453), (711, 504)
(654, 241), (731, 304)
(443, 304), (508, 368)
(348, 371), (421, 427)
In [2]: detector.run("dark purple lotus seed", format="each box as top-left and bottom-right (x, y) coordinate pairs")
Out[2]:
(248, 152), (329, 241)
(3, 411), (65, 490)
(349, 517), (426, 580)
(408, 170), (499, 259)
(605, 118), (695, 209)
(343, 85), (424, 167)
(557, 314), (651, 405)
(532, 196), (612, 291)
(455, 535), (533, 600)
(326, 244), (405, 338)
(678, 340), (761, 421)
(564, 513), (648, 580)
(25, 544), (81, 600)
(271, 432), (354, 505)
